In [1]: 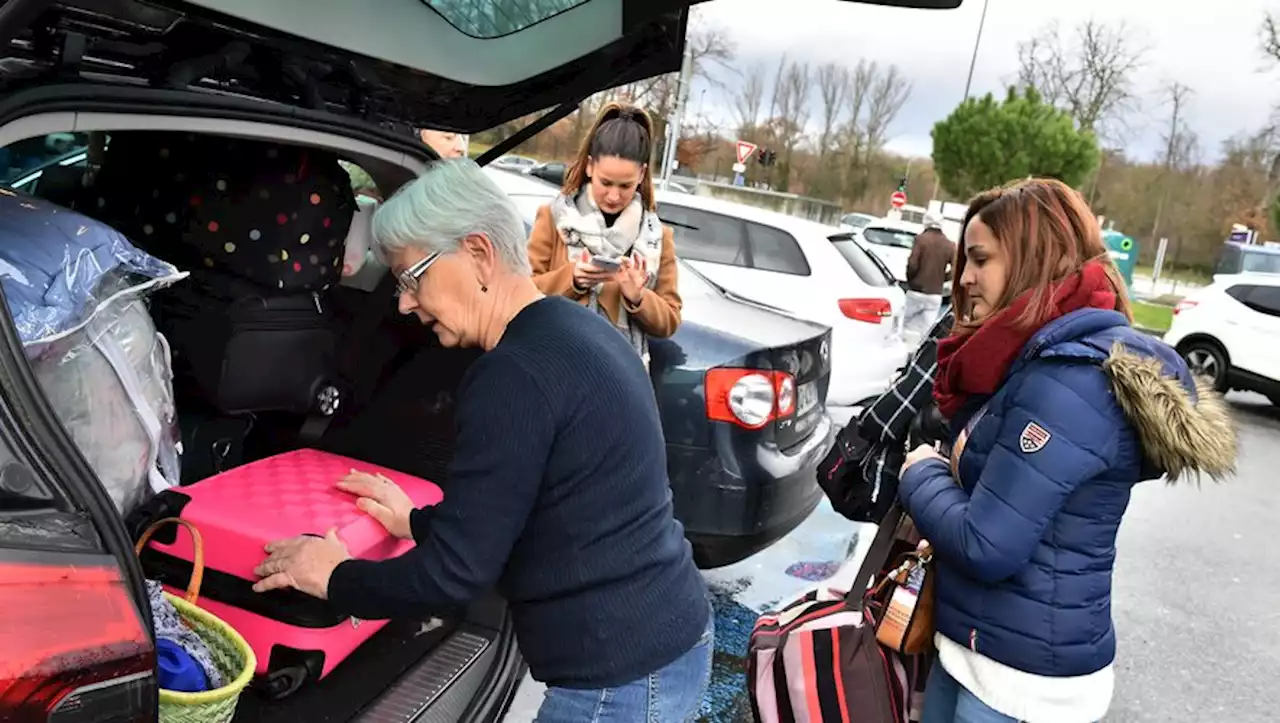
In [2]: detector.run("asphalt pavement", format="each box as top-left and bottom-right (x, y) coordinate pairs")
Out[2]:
(507, 392), (1276, 722)
(1107, 391), (1279, 722)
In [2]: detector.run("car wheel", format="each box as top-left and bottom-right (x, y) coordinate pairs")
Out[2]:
(1180, 340), (1229, 393)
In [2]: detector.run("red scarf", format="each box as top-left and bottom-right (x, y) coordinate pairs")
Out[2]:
(933, 261), (1118, 420)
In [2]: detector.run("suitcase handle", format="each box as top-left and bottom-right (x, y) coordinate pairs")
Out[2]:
(135, 517), (205, 604)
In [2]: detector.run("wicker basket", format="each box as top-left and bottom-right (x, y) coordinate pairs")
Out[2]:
(136, 518), (257, 723)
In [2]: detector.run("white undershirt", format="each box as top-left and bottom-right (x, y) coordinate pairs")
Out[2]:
(935, 633), (1114, 723)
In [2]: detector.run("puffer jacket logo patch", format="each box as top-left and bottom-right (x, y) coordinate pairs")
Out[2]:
(1019, 422), (1052, 453)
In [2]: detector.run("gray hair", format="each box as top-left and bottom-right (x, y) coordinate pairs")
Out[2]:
(371, 158), (531, 275)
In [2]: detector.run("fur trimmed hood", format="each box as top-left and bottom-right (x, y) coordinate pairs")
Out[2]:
(1103, 344), (1237, 484)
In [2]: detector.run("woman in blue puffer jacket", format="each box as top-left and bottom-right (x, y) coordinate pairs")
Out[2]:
(899, 178), (1238, 723)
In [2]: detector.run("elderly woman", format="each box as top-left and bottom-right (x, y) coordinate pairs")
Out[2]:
(251, 159), (713, 722)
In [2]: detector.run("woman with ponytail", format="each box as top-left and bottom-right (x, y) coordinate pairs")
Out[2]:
(527, 102), (681, 368)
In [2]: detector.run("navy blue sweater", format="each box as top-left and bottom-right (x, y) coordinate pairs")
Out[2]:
(328, 297), (709, 688)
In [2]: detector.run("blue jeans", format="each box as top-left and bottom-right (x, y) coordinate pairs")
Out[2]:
(920, 665), (1100, 723)
(921, 664), (1019, 723)
(534, 614), (714, 722)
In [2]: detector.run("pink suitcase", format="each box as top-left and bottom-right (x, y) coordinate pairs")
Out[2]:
(131, 448), (443, 699)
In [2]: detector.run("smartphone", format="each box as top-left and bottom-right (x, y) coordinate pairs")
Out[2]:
(590, 254), (622, 272)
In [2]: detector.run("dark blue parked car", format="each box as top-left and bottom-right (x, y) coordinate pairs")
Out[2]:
(491, 168), (836, 567)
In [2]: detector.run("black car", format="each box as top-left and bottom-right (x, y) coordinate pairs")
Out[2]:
(0, 1), (961, 722)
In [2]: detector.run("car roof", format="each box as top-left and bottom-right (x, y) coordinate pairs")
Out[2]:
(1216, 272), (1280, 287)
(1225, 241), (1280, 255)
(654, 191), (846, 239)
(865, 218), (924, 234)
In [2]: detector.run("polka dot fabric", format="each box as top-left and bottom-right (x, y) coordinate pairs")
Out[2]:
(90, 132), (355, 293)
(151, 449), (444, 581)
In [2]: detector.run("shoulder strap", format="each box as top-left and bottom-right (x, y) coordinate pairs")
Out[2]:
(949, 400), (991, 479)
(844, 502), (909, 612)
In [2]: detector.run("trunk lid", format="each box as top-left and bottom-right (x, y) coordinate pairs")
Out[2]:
(0, 0), (959, 133)
(681, 263), (831, 449)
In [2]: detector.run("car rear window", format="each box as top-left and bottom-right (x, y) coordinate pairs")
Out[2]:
(830, 238), (892, 288)
(745, 222), (810, 276)
(660, 205), (748, 267)
(862, 227), (917, 250)
(422, 0), (587, 38)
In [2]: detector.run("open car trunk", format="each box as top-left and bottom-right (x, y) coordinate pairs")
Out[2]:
(0, 123), (517, 720)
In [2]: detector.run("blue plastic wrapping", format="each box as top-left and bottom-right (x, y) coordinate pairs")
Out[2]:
(0, 189), (186, 514)
(0, 188), (179, 345)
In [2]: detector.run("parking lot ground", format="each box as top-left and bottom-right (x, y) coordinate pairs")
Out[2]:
(507, 393), (1276, 722)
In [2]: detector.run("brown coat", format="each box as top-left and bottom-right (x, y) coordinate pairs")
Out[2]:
(527, 204), (682, 338)
(906, 228), (956, 296)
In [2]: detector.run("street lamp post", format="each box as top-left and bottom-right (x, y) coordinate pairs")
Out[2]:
(933, 0), (990, 203)
(963, 0), (991, 102)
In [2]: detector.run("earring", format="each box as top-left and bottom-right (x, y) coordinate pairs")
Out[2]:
(480, 284), (488, 293)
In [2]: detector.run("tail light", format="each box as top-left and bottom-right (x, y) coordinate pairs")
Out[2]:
(1173, 299), (1198, 315)
(705, 368), (796, 429)
(839, 298), (892, 323)
(1, 559), (156, 722)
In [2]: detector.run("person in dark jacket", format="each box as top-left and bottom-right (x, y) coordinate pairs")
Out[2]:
(251, 159), (712, 722)
(903, 214), (955, 336)
(898, 178), (1237, 723)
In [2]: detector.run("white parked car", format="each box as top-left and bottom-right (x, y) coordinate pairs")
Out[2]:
(1164, 273), (1280, 405)
(852, 218), (924, 283)
(654, 192), (909, 416)
(838, 212), (878, 232)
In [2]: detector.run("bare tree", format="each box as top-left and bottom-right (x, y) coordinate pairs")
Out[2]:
(733, 63), (767, 140)
(1262, 11), (1280, 64)
(1149, 81), (1198, 242)
(864, 64), (912, 156)
(835, 60), (876, 201)
(815, 63), (850, 159)
(776, 62), (812, 154)
(762, 60), (811, 190)
(1017, 19), (1146, 139)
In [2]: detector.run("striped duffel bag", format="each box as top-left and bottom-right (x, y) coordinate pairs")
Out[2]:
(747, 504), (931, 723)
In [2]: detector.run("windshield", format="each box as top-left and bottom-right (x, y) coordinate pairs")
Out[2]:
(841, 215), (873, 230)
(862, 227), (917, 250)
(1240, 249), (1280, 275)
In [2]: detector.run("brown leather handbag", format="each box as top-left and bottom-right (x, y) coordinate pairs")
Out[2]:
(869, 401), (990, 656)
(870, 519), (935, 655)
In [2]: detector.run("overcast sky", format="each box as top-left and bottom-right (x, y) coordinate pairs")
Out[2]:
(687, 0), (1277, 162)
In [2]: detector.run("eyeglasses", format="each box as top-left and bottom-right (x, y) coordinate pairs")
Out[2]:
(395, 251), (441, 298)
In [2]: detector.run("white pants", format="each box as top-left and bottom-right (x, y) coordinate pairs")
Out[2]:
(904, 290), (943, 336)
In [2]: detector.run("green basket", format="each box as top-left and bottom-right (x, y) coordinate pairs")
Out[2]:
(158, 593), (257, 723)
(137, 517), (258, 723)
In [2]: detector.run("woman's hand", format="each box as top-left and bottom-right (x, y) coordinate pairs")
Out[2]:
(616, 255), (649, 305)
(252, 528), (350, 598)
(572, 250), (614, 290)
(901, 444), (947, 476)
(337, 470), (416, 540)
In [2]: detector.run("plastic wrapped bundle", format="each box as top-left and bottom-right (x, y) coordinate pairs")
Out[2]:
(0, 190), (186, 515)
(0, 188), (178, 345)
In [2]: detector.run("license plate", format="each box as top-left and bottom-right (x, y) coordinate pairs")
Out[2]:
(797, 382), (819, 416)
